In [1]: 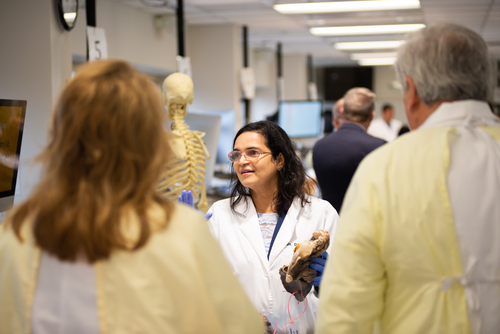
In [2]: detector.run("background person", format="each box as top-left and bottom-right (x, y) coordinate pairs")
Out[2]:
(0, 60), (263, 334)
(206, 120), (338, 334)
(332, 98), (345, 131)
(313, 87), (386, 213)
(317, 23), (500, 334)
(367, 103), (403, 142)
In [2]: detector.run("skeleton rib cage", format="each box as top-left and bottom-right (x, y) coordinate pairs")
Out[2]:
(158, 106), (209, 213)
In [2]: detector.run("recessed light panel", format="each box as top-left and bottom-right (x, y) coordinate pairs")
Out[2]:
(334, 40), (405, 50)
(274, 1), (420, 15)
(311, 24), (424, 36)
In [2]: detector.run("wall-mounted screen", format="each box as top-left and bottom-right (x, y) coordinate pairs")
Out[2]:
(278, 101), (322, 138)
(0, 99), (26, 201)
(191, 109), (236, 165)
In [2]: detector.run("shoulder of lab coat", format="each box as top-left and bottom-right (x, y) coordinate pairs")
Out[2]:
(207, 195), (339, 245)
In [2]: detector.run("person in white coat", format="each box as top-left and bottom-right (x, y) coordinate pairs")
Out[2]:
(207, 120), (339, 334)
(367, 104), (403, 142)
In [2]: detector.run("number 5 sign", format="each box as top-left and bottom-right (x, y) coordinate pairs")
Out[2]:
(86, 27), (108, 61)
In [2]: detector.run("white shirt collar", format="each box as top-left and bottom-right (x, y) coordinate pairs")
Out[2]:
(419, 100), (500, 131)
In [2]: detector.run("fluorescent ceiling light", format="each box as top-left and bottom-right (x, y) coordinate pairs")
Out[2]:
(334, 40), (405, 50)
(274, 1), (420, 14)
(350, 52), (397, 60)
(358, 58), (397, 66)
(310, 24), (425, 36)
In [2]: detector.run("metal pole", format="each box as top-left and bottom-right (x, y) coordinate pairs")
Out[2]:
(277, 43), (282, 78)
(86, 0), (96, 61)
(86, 0), (96, 27)
(243, 26), (251, 124)
(307, 54), (313, 100)
(243, 26), (249, 67)
(177, 0), (185, 57)
(277, 43), (283, 103)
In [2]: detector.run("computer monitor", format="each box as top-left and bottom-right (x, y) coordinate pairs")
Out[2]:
(0, 99), (27, 213)
(191, 109), (236, 165)
(278, 101), (322, 138)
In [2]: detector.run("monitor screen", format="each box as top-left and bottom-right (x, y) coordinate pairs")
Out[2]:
(278, 101), (322, 138)
(0, 99), (26, 198)
(191, 109), (236, 165)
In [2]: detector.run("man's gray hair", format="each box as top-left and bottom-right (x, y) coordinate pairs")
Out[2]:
(333, 98), (344, 118)
(343, 87), (376, 123)
(394, 23), (491, 105)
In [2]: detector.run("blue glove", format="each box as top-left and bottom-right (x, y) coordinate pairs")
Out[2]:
(177, 190), (193, 207)
(177, 190), (213, 220)
(309, 252), (328, 288)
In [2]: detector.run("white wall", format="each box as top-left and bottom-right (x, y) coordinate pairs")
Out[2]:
(250, 52), (309, 122)
(71, 0), (178, 74)
(0, 0), (72, 204)
(283, 54), (308, 101)
(187, 24), (242, 127)
(373, 65), (407, 124)
(251, 48), (277, 122)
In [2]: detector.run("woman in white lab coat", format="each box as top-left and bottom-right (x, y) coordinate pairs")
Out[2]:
(207, 121), (339, 334)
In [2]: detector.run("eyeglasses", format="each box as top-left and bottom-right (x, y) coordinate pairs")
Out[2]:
(228, 149), (272, 162)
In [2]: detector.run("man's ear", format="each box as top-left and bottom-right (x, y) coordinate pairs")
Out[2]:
(404, 76), (420, 114)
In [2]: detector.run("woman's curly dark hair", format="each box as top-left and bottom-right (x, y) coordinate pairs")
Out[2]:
(229, 120), (311, 215)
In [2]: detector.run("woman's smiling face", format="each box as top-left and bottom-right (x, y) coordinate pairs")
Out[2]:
(232, 131), (280, 193)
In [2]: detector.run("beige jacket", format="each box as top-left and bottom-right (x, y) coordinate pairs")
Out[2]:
(0, 203), (264, 334)
(317, 101), (500, 334)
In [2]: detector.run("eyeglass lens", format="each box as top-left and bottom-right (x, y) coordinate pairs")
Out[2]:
(228, 149), (260, 162)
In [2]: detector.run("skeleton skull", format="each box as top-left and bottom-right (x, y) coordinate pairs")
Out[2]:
(162, 72), (194, 121)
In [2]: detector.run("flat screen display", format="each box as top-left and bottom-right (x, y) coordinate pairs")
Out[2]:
(0, 99), (26, 198)
(278, 101), (322, 138)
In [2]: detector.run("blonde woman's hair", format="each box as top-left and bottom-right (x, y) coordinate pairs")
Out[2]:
(10, 59), (172, 263)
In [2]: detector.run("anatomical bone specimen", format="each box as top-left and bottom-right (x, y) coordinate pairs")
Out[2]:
(158, 72), (209, 213)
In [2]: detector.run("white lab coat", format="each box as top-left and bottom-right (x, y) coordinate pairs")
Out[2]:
(207, 195), (338, 334)
(367, 117), (403, 142)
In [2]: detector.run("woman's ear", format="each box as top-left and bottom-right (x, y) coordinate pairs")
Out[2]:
(276, 153), (285, 170)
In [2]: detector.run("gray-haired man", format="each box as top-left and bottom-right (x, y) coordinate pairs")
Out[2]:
(317, 23), (500, 334)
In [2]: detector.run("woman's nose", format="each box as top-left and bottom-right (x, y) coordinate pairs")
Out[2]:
(238, 153), (250, 164)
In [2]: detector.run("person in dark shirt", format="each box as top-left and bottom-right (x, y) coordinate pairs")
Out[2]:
(313, 87), (386, 212)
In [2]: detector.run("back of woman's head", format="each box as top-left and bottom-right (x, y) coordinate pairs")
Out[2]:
(49, 60), (169, 196)
(11, 59), (172, 262)
(230, 121), (310, 215)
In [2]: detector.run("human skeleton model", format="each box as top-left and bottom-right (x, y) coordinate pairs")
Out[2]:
(158, 73), (209, 213)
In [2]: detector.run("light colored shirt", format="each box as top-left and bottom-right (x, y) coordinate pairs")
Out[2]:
(257, 212), (278, 255)
(367, 117), (403, 142)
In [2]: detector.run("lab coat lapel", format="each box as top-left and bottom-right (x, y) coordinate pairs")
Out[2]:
(235, 199), (269, 267)
(268, 198), (301, 266)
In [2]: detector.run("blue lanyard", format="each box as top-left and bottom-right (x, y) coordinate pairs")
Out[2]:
(267, 209), (288, 260)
